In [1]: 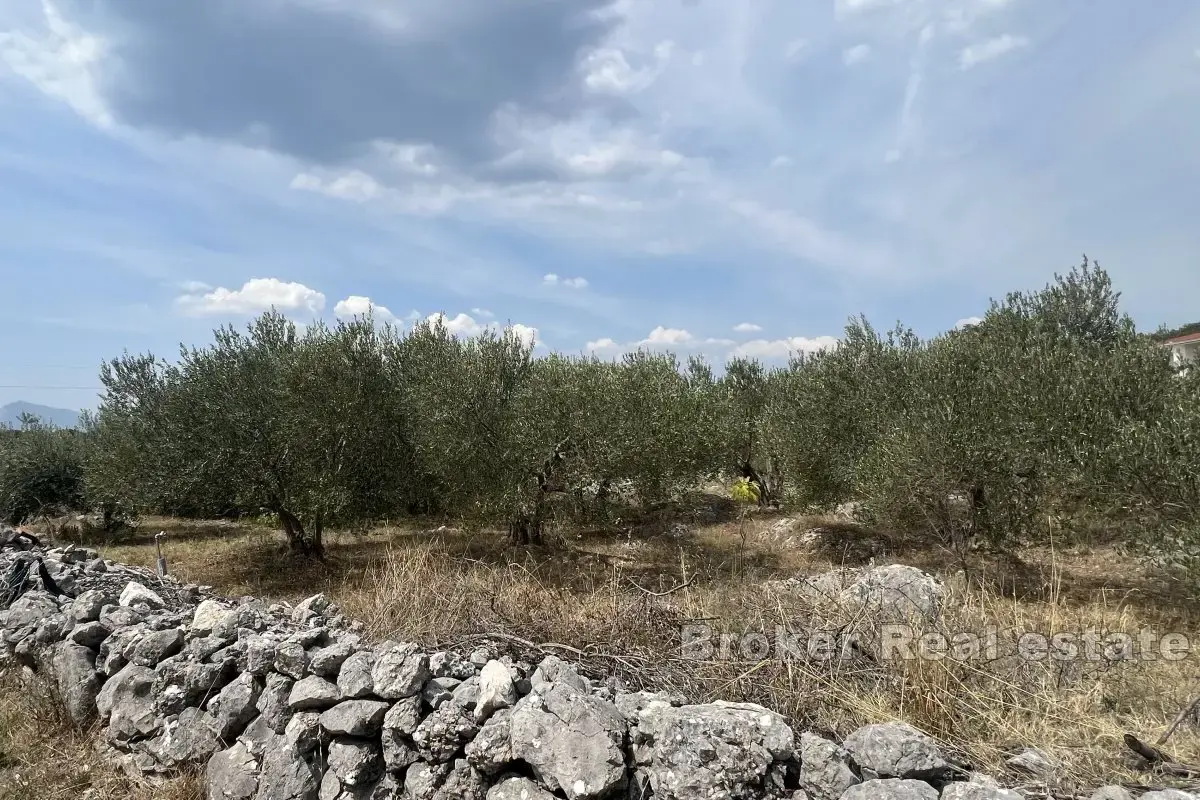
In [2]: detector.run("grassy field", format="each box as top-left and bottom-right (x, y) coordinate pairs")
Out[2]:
(3, 503), (1200, 798)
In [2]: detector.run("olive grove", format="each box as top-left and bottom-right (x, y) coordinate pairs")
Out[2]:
(3, 259), (1198, 568)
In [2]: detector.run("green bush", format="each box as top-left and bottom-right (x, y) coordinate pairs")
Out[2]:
(0, 415), (88, 525)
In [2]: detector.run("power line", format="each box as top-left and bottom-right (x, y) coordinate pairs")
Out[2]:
(0, 385), (103, 390)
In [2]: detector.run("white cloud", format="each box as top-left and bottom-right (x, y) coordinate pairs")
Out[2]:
(733, 322), (763, 333)
(176, 278), (326, 317)
(543, 273), (589, 289)
(290, 170), (382, 202)
(471, 307), (494, 318)
(508, 323), (539, 348)
(954, 316), (983, 329)
(425, 311), (539, 348)
(959, 34), (1030, 70)
(580, 42), (673, 95)
(730, 336), (839, 359)
(180, 280), (212, 293)
(0, 1), (113, 127)
(585, 337), (621, 353)
(770, 156), (794, 169)
(641, 325), (694, 346)
(427, 311), (485, 337)
(843, 44), (872, 66)
(334, 295), (399, 324)
(834, 0), (900, 16)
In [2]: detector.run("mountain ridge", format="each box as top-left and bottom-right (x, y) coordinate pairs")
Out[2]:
(0, 401), (83, 429)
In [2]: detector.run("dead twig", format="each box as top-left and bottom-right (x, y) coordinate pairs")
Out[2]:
(1158, 697), (1200, 746)
(1123, 733), (1200, 778)
(626, 575), (695, 598)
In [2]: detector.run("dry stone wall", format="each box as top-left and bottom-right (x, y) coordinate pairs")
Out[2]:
(0, 538), (1185, 800)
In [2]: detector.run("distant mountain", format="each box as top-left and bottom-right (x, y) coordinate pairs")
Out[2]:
(0, 401), (83, 430)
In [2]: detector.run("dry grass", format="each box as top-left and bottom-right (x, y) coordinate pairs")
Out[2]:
(0, 668), (203, 800)
(7, 508), (1200, 796)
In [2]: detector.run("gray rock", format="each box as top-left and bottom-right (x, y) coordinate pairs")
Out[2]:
(192, 599), (235, 634)
(258, 672), (295, 733)
(210, 671), (263, 740)
(464, 708), (513, 775)
(413, 700), (480, 762)
(131, 627), (185, 667)
(320, 700), (390, 737)
(153, 658), (234, 715)
(289, 676), (341, 712)
(239, 716), (276, 759)
(337, 651), (376, 699)
(615, 690), (684, 720)
(327, 737), (384, 787)
(100, 604), (144, 631)
(52, 640), (101, 724)
(475, 660), (517, 723)
(430, 650), (479, 680)
(632, 700), (792, 800)
(941, 782), (1025, 800)
(284, 712), (323, 755)
(839, 565), (944, 621)
(191, 634), (235, 661)
(510, 681), (627, 800)
(842, 778), (939, 800)
(245, 637), (278, 676)
(383, 695), (423, 735)
(485, 777), (556, 800)
(1139, 792), (1198, 800)
(292, 593), (335, 625)
(100, 663), (162, 741)
(453, 676), (481, 708)
(275, 641), (311, 680)
(798, 732), (860, 800)
(431, 759), (488, 800)
(381, 727), (419, 774)
(206, 741), (260, 800)
(254, 737), (320, 800)
(843, 723), (957, 782)
(309, 641), (356, 678)
(120, 581), (165, 609)
(1004, 747), (1056, 779)
(4, 592), (62, 629)
(530, 655), (589, 694)
(1087, 788), (1134, 800)
(404, 762), (451, 800)
(70, 589), (113, 622)
(423, 676), (460, 709)
(372, 643), (430, 700)
(145, 707), (223, 768)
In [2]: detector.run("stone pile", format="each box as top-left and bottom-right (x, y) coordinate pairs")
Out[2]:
(0, 541), (1189, 800)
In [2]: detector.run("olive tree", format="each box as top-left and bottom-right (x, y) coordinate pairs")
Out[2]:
(90, 311), (413, 557)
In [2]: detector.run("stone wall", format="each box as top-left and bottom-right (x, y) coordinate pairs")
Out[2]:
(0, 539), (1174, 800)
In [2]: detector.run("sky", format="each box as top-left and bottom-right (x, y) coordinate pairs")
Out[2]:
(1, 0), (1198, 412)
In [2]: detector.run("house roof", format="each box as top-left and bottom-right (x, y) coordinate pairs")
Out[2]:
(1164, 331), (1200, 346)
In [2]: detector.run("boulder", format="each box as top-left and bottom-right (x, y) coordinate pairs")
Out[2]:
(509, 681), (627, 800)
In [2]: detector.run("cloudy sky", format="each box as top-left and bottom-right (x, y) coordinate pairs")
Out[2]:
(1, 0), (1198, 411)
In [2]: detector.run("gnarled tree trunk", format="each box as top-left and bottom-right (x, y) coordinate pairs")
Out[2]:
(509, 437), (573, 547)
(274, 504), (326, 560)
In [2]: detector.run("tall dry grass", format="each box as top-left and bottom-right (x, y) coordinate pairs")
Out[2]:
(6, 512), (1200, 795)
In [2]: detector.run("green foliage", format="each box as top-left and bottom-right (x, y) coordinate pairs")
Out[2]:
(72, 256), (1200, 567)
(0, 416), (87, 525)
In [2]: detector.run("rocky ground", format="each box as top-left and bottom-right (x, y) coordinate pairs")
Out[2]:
(0, 535), (1193, 800)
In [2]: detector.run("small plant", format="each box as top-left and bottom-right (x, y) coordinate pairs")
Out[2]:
(730, 477), (761, 505)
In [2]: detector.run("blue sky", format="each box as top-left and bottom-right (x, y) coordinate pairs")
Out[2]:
(1, 0), (1198, 412)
